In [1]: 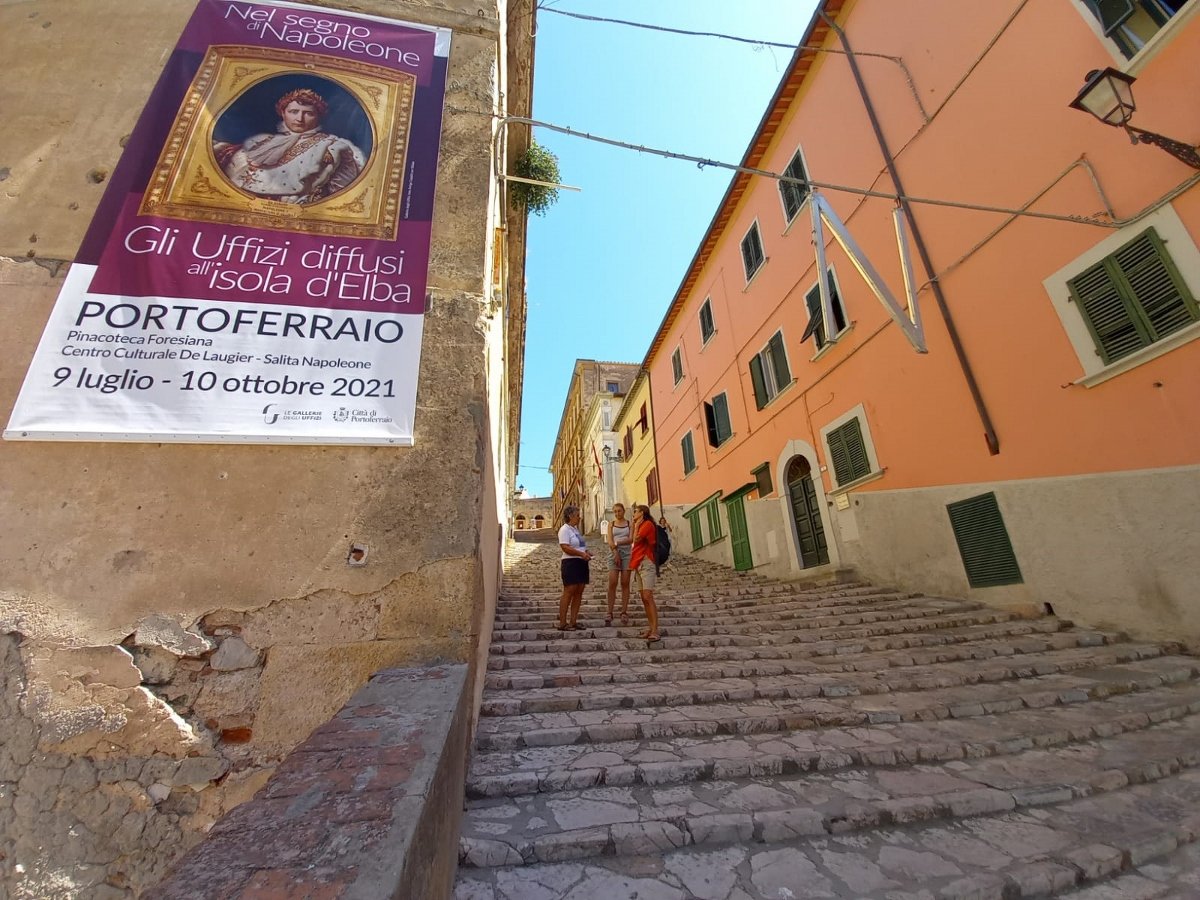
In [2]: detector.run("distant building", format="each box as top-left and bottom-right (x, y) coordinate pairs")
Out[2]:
(612, 369), (662, 518)
(646, 0), (1200, 644)
(549, 359), (639, 531)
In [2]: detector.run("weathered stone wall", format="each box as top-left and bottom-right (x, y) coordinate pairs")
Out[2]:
(0, 0), (526, 895)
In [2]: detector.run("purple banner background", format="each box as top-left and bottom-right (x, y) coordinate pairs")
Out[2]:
(79, 0), (447, 315)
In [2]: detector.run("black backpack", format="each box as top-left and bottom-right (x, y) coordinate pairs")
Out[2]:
(654, 522), (671, 571)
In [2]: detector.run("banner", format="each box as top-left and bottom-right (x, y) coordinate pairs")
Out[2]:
(5, 0), (451, 445)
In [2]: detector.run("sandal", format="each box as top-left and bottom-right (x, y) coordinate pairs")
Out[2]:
(644, 634), (660, 643)
(604, 617), (613, 627)
(620, 613), (630, 626)
(571, 623), (585, 630)
(555, 623), (569, 631)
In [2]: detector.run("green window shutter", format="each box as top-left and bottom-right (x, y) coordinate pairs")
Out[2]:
(802, 285), (825, 346)
(712, 394), (732, 444)
(672, 349), (684, 383)
(686, 510), (703, 550)
(828, 418), (870, 484)
(946, 492), (1023, 588)
(1088, 0), (1135, 35)
(681, 432), (696, 473)
(705, 499), (723, 540)
(749, 354), (768, 409)
(1069, 260), (1145, 363)
(780, 151), (809, 221)
(1069, 228), (1198, 364)
(767, 331), (791, 387)
(1114, 229), (1198, 341)
(700, 301), (715, 342)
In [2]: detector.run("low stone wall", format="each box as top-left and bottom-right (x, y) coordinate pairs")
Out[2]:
(145, 663), (471, 900)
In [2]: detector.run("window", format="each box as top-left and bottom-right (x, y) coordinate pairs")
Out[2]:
(1083, 0), (1189, 59)
(704, 392), (732, 447)
(1066, 227), (1197, 365)
(671, 348), (684, 385)
(638, 402), (649, 435)
(699, 298), (715, 344)
(741, 222), (765, 282)
(801, 270), (849, 350)
(685, 493), (723, 548)
(681, 431), (696, 474)
(752, 462), (773, 497)
(602, 406), (611, 429)
(606, 381), (620, 393)
(946, 493), (1023, 588)
(779, 148), (810, 223)
(826, 417), (872, 486)
(623, 426), (634, 460)
(749, 330), (793, 409)
(646, 467), (659, 505)
(685, 509), (704, 550)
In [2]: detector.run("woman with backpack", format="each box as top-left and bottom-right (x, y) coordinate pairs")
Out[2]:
(630, 505), (660, 643)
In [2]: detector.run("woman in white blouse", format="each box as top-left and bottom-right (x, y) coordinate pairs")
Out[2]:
(556, 506), (592, 630)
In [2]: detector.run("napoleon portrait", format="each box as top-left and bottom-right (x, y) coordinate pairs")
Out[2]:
(212, 75), (374, 205)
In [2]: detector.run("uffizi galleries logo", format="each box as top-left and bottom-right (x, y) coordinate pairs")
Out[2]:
(262, 403), (280, 424)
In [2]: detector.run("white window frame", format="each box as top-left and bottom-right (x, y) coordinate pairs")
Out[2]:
(741, 219), (767, 286)
(818, 402), (884, 494)
(804, 266), (852, 358)
(1069, 0), (1199, 74)
(777, 144), (812, 230)
(699, 297), (716, 347)
(1043, 204), (1200, 387)
(671, 346), (685, 386)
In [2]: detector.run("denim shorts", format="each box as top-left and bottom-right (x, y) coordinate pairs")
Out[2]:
(608, 545), (632, 571)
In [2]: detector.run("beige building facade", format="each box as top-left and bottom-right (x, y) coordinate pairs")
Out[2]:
(0, 0), (533, 895)
(548, 359), (638, 532)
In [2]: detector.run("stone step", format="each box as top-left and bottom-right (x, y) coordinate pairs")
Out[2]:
(477, 648), (1195, 716)
(460, 714), (1200, 869)
(465, 680), (1200, 798)
(474, 659), (1200, 750)
(490, 593), (953, 631)
(455, 769), (1200, 898)
(481, 629), (1133, 690)
(483, 616), (1074, 672)
(490, 599), (981, 643)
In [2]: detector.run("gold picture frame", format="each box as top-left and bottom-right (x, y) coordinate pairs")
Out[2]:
(139, 45), (415, 239)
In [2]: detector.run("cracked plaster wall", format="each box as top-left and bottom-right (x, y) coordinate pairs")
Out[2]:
(0, 0), (516, 895)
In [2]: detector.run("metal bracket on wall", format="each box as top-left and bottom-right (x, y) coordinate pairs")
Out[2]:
(810, 191), (927, 353)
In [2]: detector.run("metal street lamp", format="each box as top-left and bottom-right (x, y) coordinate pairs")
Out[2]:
(1069, 67), (1200, 169)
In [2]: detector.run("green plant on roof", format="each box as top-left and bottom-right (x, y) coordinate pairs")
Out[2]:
(509, 142), (561, 216)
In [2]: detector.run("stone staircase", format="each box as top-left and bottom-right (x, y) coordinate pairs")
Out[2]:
(454, 541), (1200, 899)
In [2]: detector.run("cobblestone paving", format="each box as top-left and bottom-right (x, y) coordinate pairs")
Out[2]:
(454, 541), (1200, 899)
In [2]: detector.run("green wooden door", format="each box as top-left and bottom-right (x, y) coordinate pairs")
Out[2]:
(787, 457), (829, 568)
(725, 494), (753, 571)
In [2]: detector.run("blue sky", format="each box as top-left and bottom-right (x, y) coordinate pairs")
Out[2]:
(516, 1), (819, 496)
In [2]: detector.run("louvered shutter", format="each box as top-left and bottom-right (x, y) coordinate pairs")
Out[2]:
(767, 331), (791, 387)
(1114, 230), (1197, 340)
(749, 354), (768, 409)
(802, 285), (825, 345)
(946, 493), (1023, 588)
(1068, 228), (1198, 364)
(713, 394), (732, 444)
(1087, 0), (1135, 35)
(704, 401), (719, 447)
(828, 418), (870, 484)
(1069, 261), (1145, 363)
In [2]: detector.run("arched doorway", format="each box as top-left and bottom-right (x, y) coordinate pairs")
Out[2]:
(533, 514), (545, 529)
(515, 515), (526, 530)
(786, 456), (829, 568)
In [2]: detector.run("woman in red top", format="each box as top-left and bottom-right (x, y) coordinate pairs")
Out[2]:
(630, 505), (660, 642)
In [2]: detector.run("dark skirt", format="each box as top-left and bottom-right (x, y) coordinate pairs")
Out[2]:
(561, 557), (590, 586)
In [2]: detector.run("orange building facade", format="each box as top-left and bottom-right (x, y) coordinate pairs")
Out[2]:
(648, 0), (1200, 645)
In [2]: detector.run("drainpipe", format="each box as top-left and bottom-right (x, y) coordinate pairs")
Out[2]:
(821, 12), (1000, 455)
